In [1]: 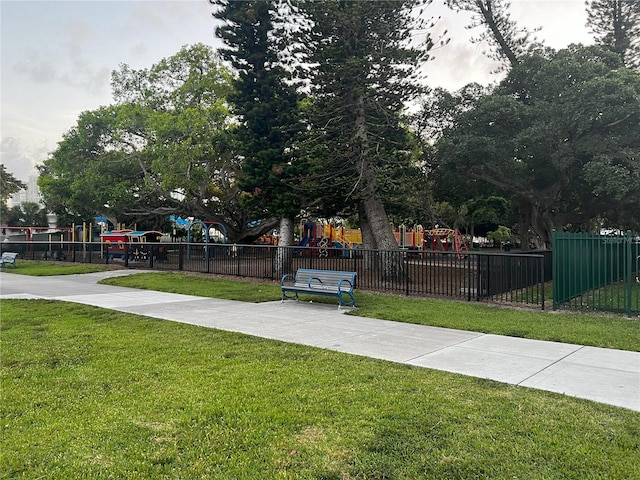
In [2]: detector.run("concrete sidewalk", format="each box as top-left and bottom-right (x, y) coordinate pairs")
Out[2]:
(1, 270), (639, 412)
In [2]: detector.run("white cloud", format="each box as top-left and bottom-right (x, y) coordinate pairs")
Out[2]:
(0, 137), (47, 182)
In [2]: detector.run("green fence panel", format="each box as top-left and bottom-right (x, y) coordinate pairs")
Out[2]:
(553, 230), (639, 316)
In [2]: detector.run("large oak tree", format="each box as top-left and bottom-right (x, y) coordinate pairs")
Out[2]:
(436, 45), (640, 248)
(39, 44), (277, 242)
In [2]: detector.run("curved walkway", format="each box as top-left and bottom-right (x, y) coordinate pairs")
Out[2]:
(2, 270), (638, 412)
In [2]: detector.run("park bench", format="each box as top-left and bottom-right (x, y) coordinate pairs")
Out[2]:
(1, 252), (18, 268)
(281, 268), (357, 308)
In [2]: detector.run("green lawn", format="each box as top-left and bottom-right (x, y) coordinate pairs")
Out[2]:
(100, 272), (640, 352)
(2, 299), (639, 479)
(2, 260), (109, 276)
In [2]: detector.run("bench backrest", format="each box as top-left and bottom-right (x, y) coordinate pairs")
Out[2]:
(294, 268), (356, 288)
(2, 252), (18, 260)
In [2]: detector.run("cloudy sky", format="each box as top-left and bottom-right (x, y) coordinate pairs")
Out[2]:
(1, 0), (594, 182)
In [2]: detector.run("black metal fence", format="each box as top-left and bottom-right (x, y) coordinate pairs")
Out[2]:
(1, 241), (546, 309)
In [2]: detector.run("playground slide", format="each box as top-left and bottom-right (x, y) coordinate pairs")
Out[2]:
(299, 236), (310, 247)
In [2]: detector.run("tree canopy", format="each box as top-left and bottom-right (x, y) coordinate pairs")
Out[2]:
(435, 45), (640, 248)
(446, 0), (543, 68)
(0, 165), (26, 204)
(213, 0), (304, 249)
(294, 0), (432, 255)
(39, 44), (278, 242)
(4, 202), (48, 227)
(1, 165), (27, 226)
(35, 1), (640, 250)
(586, 0), (640, 69)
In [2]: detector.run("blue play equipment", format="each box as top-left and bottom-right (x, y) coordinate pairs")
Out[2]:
(186, 221), (228, 260)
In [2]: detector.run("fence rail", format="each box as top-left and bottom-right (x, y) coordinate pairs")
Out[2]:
(1, 241), (546, 309)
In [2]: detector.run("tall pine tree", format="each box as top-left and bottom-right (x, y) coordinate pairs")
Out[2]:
(446, 0), (542, 69)
(213, 0), (303, 268)
(586, 0), (640, 69)
(295, 0), (432, 279)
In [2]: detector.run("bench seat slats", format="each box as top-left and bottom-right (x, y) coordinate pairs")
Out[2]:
(1, 252), (18, 268)
(281, 268), (357, 308)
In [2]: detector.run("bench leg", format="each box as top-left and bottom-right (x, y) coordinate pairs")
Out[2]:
(338, 291), (356, 308)
(281, 290), (299, 302)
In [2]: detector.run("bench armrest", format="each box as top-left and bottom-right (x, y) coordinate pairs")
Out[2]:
(308, 277), (324, 288)
(337, 278), (354, 291)
(280, 274), (295, 286)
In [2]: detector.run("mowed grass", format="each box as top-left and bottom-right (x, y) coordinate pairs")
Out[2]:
(2, 260), (109, 276)
(100, 272), (640, 352)
(1, 299), (639, 479)
(101, 271), (279, 302)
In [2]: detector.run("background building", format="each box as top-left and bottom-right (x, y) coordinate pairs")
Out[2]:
(9, 175), (42, 207)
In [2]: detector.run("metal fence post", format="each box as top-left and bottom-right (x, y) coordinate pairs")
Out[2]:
(539, 254), (545, 310)
(467, 253), (472, 302)
(476, 254), (481, 301)
(552, 230), (558, 311)
(625, 230), (632, 318)
(405, 252), (410, 297)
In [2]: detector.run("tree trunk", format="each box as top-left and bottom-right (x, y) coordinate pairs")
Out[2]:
(275, 216), (294, 277)
(362, 193), (402, 281)
(519, 200), (555, 250)
(353, 95), (401, 281)
(359, 203), (378, 273)
(530, 203), (555, 250)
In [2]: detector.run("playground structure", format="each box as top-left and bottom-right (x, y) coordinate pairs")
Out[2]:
(186, 220), (228, 260)
(1, 225), (73, 242)
(100, 229), (165, 261)
(296, 221), (468, 257)
(256, 233), (278, 245)
(186, 221), (228, 244)
(1, 226), (74, 259)
(394, 225), (469, 255)
(298, 221), (363, 257)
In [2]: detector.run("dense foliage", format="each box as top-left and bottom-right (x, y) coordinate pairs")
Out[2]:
(0, 165), (26, 224)
(4, 201), (48, 227)
(213, 0), (304, 252)
(39, 45), (278, 242)
(435, 45), (640, 248)
(294, 0), (432, 254)
(587, 0), (640, 69)
(34, 1), (640, 247)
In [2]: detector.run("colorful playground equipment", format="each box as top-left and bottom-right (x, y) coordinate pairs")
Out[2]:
(427, 228), (469, 255)
(298, 221), (363, 257)
(100, 229), (165, 261)
(296, 221), (468, 256)
(394, 225), (469, 255)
